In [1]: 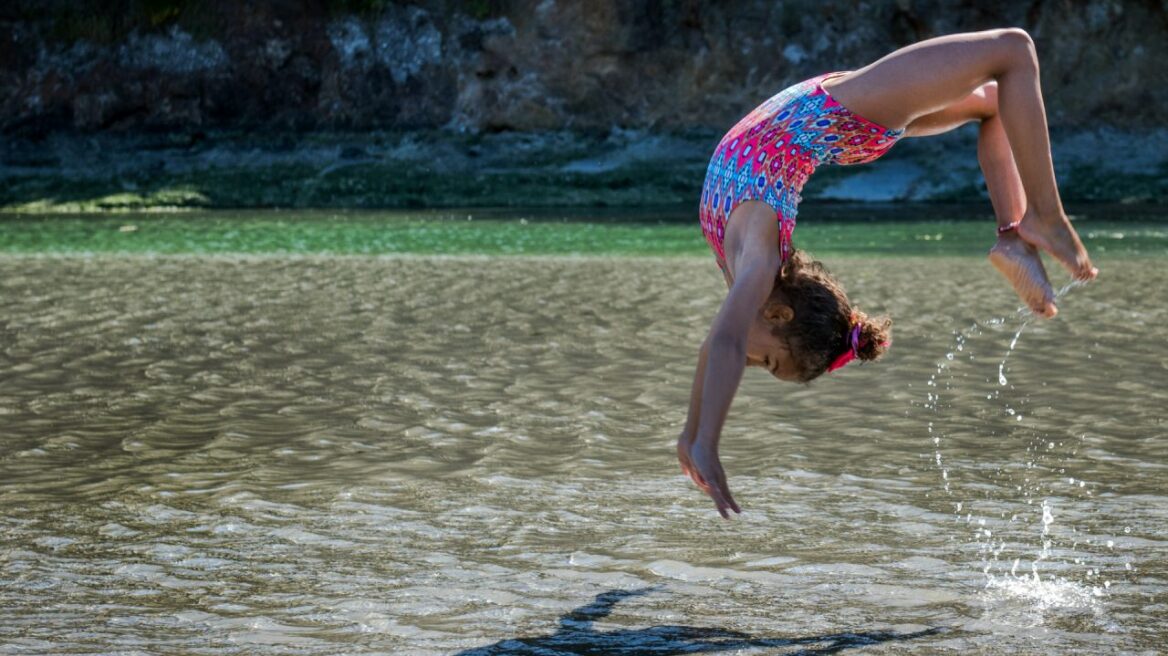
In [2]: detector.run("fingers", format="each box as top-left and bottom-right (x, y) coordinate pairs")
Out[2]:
(699, 465), (739, 519)
(709, 486), (735, 519)
(684, 461), (731, 516)
(680, 444), (742, 518)
(710, 475), (741, 519)
(722, 484), (742, 515)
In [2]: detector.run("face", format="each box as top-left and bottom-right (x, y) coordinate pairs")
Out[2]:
(744, 307), (801, 382)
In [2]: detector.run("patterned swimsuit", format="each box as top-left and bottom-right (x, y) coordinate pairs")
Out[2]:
(700, 73), (904, 270)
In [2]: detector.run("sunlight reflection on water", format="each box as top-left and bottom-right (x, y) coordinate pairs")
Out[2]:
(0, 254), (1164, 654)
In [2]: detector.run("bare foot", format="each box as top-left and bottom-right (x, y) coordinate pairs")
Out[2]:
(1016, 210), (1099, 281)
(989, 233), (1058, 318)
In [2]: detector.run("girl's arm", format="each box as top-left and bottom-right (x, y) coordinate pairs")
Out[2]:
(685, 260), (776, 517)
(676, 336), (709, 485)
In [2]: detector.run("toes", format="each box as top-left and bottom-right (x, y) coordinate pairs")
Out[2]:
(1016, 218), (1094, 280)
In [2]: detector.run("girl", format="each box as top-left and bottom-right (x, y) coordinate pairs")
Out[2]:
(677, 29), (1098, 518)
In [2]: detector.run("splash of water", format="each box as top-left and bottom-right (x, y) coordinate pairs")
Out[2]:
(983, 498), (1106, 612)
(984, 571), (1104, 612)
(925, 280), (1111, 611)
(996, 279), (1088, 386)
(983, 278), (1113, 611)
(997, 323), (1028, 386)
(1039, 498), (1055, 562)
(923, 322), (980, 494)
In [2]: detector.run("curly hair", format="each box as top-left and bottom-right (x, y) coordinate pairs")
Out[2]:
(761, 249), (891, 382)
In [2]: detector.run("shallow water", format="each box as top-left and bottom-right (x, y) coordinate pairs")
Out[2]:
(3, 208), (1168, 258)
(0, 253), (1165, 655)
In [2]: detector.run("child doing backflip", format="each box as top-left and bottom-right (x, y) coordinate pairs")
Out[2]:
(678, 29), (1098, 518)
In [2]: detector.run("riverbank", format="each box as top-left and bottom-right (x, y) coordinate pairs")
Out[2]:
(3, 128), (1167, 212)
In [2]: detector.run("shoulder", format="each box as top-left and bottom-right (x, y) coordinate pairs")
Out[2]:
(724, 201), (781, 279)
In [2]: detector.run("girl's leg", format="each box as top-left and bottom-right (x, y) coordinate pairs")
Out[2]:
(976, 104), (1057, 317)
(904, 83), (1056, 316)
(825, 29), (1097, 280)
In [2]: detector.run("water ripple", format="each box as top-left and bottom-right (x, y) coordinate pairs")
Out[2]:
(0, 254), (1163, 654)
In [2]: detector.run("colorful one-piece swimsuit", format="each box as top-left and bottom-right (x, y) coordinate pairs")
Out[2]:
(699, 72), (904, 272)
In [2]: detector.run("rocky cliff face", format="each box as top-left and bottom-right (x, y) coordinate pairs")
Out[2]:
(2, 0), (1166, 136)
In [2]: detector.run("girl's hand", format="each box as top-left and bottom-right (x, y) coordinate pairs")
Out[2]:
(682, 440), (742, 519)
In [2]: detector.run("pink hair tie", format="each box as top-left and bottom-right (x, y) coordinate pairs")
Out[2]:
(826, 323), (863, 373)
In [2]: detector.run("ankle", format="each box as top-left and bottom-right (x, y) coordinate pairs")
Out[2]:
(997, 221), (1021, 236)
(1022, 207), (1067, 226)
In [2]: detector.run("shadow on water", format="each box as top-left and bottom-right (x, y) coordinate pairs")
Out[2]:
(456, 587), (943, 655)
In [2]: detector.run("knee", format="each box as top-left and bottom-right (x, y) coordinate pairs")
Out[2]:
(995, 27), (1034, 49)
(993, 27), (1038, 68)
